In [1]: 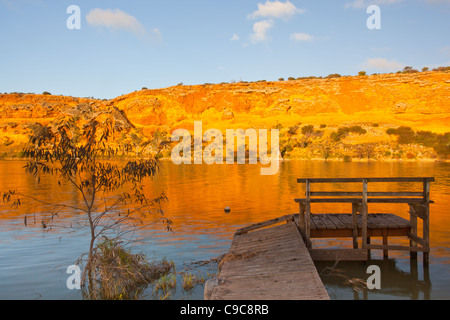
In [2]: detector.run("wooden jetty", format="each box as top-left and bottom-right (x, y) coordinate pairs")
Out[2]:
(208, 177), (433, 300)
(295, 177), (434, 266)
(209, 216), (330, 300)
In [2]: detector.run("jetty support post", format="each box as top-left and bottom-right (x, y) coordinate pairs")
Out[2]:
(305, 179), (312, 249)
(423, 179), (431, 268)
(361, 179), (368, 252)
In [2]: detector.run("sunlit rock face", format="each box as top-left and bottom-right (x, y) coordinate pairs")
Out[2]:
(0, 71), (449, 159)
(110, 71), (449, 134)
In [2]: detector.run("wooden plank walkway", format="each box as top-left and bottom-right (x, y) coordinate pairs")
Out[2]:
(209, 220), (330, 300)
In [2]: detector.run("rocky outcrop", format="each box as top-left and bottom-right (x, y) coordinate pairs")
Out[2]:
(109, 71), (450, 134)
(0, 71), (449, 157)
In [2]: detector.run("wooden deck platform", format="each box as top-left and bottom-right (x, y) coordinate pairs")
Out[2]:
(296, 177), (433, 265)
(302, 213), (415, 261)
(307, 213), (411, 237)
(209, 219), (330, 300)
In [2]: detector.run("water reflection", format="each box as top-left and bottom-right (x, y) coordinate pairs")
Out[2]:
(316, 259), (431, 300)
(0, 160), (449, 299)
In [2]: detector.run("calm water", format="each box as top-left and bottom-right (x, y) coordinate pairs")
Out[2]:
(0, 160), (449, 300)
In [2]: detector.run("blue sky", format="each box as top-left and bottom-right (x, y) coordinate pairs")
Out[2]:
(1, 0), (449, 99)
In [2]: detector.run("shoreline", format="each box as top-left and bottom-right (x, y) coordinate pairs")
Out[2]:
(1, 157), (448, 163)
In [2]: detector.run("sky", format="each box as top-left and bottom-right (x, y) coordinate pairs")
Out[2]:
(0, 0), (449, 99)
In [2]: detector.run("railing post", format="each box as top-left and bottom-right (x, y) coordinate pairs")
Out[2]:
(305, 179), (312, 249)
(409, 203), (418, 260)
(423, 179), (431, 267)
(352, 203), (359, 249)
(361, 179), (368, 251)
(383, 229), (388, 259)
(298, 203), (305, 236)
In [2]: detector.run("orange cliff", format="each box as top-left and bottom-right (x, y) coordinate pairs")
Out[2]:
(0, 71), (449, 159)
(109, 71), (450, 135)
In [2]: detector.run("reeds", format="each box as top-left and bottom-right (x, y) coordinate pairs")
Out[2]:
(83, 237), (174, 300)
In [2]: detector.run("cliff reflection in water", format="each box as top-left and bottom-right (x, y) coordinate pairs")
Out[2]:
(0, 160), (449, 299)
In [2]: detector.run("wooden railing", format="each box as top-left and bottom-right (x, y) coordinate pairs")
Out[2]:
(295, 177), (434, 265)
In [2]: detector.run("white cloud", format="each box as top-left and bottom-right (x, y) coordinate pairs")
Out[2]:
(86, 8), (156, 38)
(248, 1), (304, 20)
(361, 58), (404, 71)
(290, 33), (314, 42)
(250, 20), (274, 44)
(152, 28), (162, 41)
(246, 1), (305, 45)
(231, 33), (240, 41)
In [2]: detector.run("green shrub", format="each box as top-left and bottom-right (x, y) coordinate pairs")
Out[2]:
(274, 122), (283, 130)
(386, 128), (397, 135)
(281, 143), (294, 154)
(387, 127), (450, 158)
(432, 66), (450, 72)
(434, 133), (450, 158)
(386, 126), (415, 144)
(331, 126), (367, 142)
(330, 132), (341, 142)
(358, 71), (367, 76)
(287, 125), (299, 135)
(280, 139), (299, 157)
(301, 125), (315, 135)
(314, 130), (324, 138)
(402, 66), (419, 74)
(415, 131), (437, 147)
(348, 126), (367, 135)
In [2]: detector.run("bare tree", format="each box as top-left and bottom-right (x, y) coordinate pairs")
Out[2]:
(2, 113), (171, 299)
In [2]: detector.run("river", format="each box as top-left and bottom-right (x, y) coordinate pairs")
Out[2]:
(0, 160), (449, 300)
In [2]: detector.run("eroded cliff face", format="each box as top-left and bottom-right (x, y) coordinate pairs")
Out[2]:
(109, 71), (450, 135)
(0, 71), (449, 159)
